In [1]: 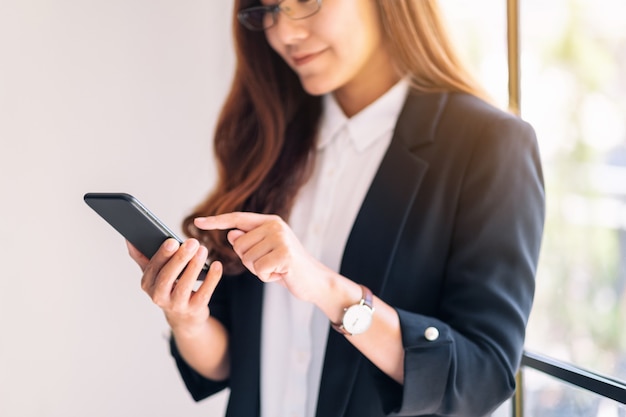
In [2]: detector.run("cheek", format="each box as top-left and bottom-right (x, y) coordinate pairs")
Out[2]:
(316, 14), (376, 62)
(326, 33), (373, 76)
(264, 31), (286, 61)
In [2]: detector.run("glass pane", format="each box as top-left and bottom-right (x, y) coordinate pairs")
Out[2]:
(520, 0), (626, 382)
(440, 0), (626, 382)
(439, 0), (509, 108)
(523, 368), (626, 416)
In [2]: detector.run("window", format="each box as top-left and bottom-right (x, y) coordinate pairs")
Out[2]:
(441, 0), (626, 413)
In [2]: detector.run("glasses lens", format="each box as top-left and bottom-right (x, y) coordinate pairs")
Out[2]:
(238, 0), (321, 30)
(237, 8), (271, 31)
(282, 0), (320, 19)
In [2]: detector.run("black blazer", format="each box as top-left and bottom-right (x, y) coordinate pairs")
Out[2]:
(170, 91), (545, 417)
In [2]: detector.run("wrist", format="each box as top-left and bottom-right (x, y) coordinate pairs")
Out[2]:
(167, 315), (211, 338)
(313, 271), (363, 325)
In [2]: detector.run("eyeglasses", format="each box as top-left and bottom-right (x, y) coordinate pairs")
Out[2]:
(237, 0), (322, 31)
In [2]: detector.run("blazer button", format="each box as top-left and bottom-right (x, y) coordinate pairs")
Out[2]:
(424, 326), (439, 341)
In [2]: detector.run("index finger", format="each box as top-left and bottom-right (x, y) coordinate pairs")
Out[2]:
(194, 212), (278, 232)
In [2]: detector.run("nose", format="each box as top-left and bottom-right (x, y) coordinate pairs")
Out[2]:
(270, 12), (309, 45)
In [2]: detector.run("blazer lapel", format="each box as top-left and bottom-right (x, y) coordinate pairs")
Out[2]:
(315, 91), (448, 417)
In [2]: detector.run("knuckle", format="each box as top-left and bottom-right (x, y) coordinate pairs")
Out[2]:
(231, 241), (243, 257)
(275, 245), (290, 260)
(243, 259), (256, 275)
(270, 215), (283, 224)
(143, 263), (159, 280)
(154, 280), (170, 295)
(151, 294), (166, 306)
(267, 218), (284, 233)
(169, 303), (185, 315)
(253, 259), (270, 280)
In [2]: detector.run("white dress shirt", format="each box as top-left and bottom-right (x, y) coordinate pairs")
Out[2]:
(260, 79), (410, 417)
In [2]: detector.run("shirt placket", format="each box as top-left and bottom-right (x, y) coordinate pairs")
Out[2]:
(310, 127), (349, 258)
(283, 127), (348, 417)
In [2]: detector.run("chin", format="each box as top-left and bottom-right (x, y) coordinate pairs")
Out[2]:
(298, 75), (337, 97)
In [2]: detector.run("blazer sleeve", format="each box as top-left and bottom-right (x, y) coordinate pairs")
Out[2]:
(169, 274), (233, 402)
(383, 114), (545, 416)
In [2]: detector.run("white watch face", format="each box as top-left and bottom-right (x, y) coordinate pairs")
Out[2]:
(342, 304), (373, 335)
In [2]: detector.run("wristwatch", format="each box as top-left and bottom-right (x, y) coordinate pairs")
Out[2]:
(331, 285), (375, 336)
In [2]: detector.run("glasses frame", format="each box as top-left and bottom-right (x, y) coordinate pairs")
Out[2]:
(237, 0), (322, 31)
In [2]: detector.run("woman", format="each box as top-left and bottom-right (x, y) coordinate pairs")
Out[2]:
(129, 0), (545, 416)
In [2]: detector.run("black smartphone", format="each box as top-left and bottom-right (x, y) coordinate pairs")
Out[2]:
(83, 192), (208, 280)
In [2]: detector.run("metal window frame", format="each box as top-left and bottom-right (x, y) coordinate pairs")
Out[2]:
(512, 352), (626, 417)
(507, 0), (521, 115)
(521, 351), (626, 404)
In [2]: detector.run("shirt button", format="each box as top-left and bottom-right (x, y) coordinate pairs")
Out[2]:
(424, 326), (439, 341)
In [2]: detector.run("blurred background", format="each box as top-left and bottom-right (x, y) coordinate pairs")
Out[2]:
(1, 0), (625, 416)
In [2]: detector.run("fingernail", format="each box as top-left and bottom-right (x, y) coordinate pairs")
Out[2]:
(184, 239), (200, 251)
(211, 261), (222, 273)
(164, 239), (179, 251)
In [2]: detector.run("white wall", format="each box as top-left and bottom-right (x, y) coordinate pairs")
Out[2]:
(0, 1), (233, 416)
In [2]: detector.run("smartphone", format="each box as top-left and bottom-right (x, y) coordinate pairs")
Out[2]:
(83, 192), (208, 280)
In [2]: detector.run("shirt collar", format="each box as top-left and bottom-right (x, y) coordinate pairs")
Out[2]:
(317, 78), (410, 152)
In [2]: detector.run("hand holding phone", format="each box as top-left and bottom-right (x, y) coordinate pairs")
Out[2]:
(84, 192), (208, 280)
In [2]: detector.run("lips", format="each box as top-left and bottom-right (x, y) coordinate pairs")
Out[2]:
(291, 49), (325, 66)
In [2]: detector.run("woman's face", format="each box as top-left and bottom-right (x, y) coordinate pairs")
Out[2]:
(262, 0), (398, 115)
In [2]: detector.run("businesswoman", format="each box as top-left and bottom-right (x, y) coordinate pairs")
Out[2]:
(128, 0), (545, 416)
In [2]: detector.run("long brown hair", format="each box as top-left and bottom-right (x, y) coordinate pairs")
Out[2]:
(377, 0), (488, 99)
(183, 0), (487, 274)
